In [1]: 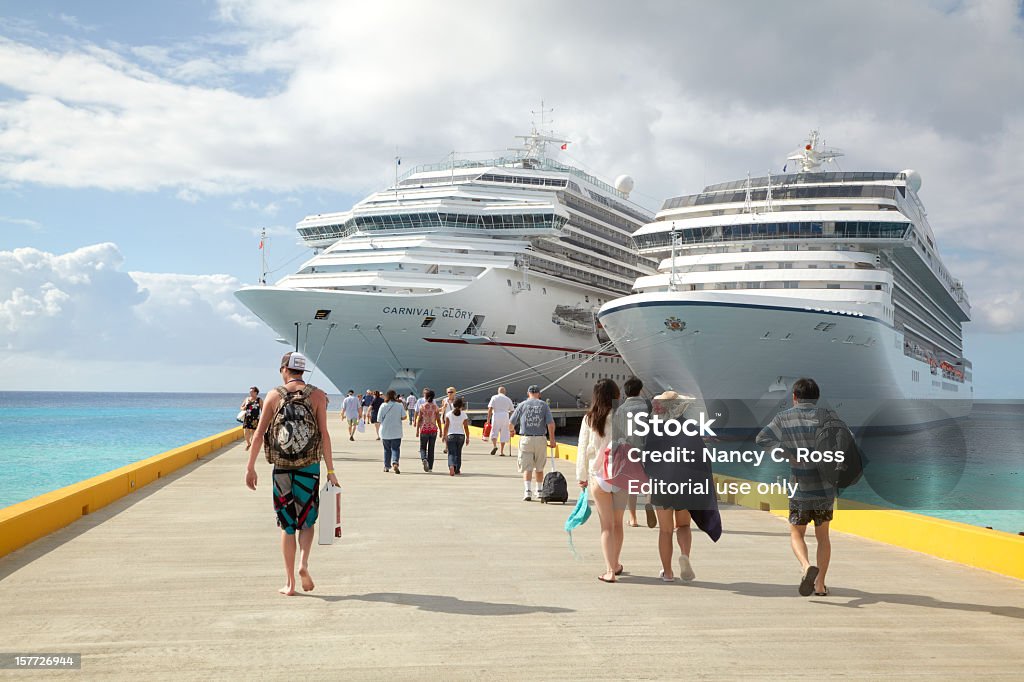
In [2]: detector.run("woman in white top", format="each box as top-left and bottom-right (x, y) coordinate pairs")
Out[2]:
(576, 378), (624, 583)
(443, 397), (470, 476)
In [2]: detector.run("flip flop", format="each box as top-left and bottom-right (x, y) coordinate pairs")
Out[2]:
(597, 574), (617, 583)
(645, 503), (657, 528)
(799, 566), (820, 596)
(628, 521), (640, 527)
(658, 570), (676, 583)
(814, 586), (830, 596)
(615, 565), (624, 576)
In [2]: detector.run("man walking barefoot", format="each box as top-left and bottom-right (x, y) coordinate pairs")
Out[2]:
(245, 351), (339, 596)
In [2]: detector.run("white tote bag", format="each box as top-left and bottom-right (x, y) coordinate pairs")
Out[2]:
(356, 418), (366, 433)
(318, 482), (342, 545)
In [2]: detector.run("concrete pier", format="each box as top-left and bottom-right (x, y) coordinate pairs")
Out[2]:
(1, 415), (1022, 679)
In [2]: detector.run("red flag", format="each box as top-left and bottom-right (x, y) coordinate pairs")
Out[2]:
(560, 143), (568, 150)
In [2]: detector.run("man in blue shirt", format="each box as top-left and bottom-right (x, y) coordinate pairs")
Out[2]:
(509, 385), (556, 501)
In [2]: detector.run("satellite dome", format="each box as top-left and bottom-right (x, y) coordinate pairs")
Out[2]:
(901, 169), (922, 193)
(614, 174), (635, 195)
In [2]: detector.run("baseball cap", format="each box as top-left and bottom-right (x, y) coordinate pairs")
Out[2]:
(281, 351), (309, 372)
(527, 384), (541, 394)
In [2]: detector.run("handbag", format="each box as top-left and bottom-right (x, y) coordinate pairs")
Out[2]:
(599, 441), (649, 491)
(236, 410), (246, 424)
(356, 418), (366, 433)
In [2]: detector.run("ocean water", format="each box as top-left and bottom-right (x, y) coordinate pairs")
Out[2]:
(0, 391), (323, 509)
(2, 392), (1022, 534)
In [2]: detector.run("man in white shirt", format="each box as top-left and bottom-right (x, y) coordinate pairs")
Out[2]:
(341, 389), (361, 441)
(486, 386), (515, 456)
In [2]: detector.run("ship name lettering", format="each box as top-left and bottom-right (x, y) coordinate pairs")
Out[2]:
(382, 306), (437, 316)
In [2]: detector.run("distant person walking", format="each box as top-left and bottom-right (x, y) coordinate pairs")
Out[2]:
(509, 385), (556, 501)
(576, 379), (624, 582)
(440, 387), (460, 455)
(341, 389), (360, 441)
(641, 391), (721, 583)
(361, 388), (374, 425)
(756, 377), (837, 597)
(616, 377), (657, 529)
(370, 390), (385, 440)
(416, 389), (443, 472)
(245, 351), (337, 596)
(443, 397), (470, 475)
(486, 386), (514, 456)
(405, 392), (418, 424)
(377, 389), (406, 474)
(240, 386), (263, 449)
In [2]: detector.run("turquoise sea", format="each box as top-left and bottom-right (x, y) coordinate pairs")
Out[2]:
(1, 392), (1022, 534)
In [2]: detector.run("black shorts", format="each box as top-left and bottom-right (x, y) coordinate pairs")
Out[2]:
(789, 506), (833, 526)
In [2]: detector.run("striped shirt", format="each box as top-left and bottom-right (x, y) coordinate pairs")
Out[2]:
(756, 401), (835, 507)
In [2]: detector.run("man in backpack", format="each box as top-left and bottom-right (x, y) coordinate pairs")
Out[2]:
(509, 385), (556, 501)
(756, 378), (835, 597)
(245, 351), (338, 596)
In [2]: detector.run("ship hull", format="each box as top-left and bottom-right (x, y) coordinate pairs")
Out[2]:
(236, 269), (633, 405)
(598, 292), (972, 433)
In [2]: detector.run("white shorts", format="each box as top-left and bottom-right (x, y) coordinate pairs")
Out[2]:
(490, 417), (510, 443)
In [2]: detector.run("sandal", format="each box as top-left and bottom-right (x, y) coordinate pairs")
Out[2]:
(799, 566), (819, 597)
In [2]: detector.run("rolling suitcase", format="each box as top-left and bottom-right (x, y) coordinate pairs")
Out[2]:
(539, 447), (568, 504)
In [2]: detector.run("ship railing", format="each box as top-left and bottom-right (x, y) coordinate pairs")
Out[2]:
(397, 156), (629, 200)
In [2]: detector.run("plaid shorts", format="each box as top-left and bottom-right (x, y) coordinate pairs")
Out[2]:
(789, 504), (834, 526)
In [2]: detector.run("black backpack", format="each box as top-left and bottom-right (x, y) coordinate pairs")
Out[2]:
(540, 470), (569, 504)
(539, 450), (568, 504)
(815, 408), (864, 489)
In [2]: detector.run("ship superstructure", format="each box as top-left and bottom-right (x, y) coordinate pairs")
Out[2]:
(237, 130), (656, 402)
(598, 132), (971, 430)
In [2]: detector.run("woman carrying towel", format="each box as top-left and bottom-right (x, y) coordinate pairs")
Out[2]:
(643, 391), (722, 582)
(576, 378), (625, 583)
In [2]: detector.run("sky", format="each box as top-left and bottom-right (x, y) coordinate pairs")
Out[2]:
(0, 0), (1023, 397)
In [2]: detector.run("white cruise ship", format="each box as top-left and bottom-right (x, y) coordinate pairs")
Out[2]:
(236, 130), (656, 403)
(598, 132), (972, 432)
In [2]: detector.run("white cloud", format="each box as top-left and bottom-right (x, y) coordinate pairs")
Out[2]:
(0, 215), (41, 229)
(0, 243), (288, 391)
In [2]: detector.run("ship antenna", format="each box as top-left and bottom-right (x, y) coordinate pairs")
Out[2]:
(259, 227), (268, 285)
(785, 129), (844, 173)
(744, 172), (753, 214)
(531, 99), (554, 136)
(669, 225), (680, 291)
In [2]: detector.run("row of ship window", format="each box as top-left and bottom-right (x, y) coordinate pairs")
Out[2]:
(675, 282), (887, 291)
(703, 171), (903, 193)
(662, 184), (903, 209)
(634, 221), (911, 249)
